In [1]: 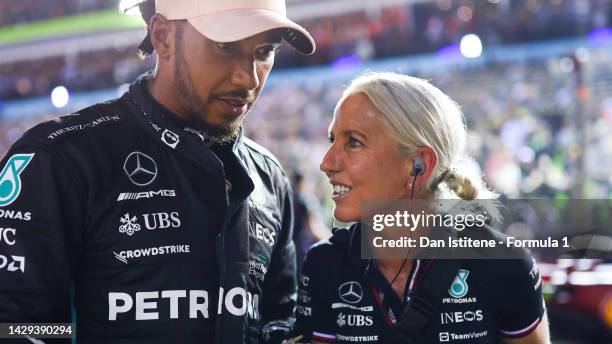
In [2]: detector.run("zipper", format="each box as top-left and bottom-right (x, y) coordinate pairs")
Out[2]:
(225, 180), (232, 206)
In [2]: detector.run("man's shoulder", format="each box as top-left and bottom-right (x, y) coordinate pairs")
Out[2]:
(241, 137), (285, 173)
(15, 98), (130, 149)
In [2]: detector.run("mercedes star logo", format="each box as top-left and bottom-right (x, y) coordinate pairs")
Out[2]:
(123, 151), (158, 186)
(338, 281), (363, 304)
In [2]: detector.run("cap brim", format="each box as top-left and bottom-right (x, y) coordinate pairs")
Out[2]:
(187, 9), (316, 55)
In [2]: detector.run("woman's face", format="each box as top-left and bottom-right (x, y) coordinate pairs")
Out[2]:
(320, 93), (412, 222)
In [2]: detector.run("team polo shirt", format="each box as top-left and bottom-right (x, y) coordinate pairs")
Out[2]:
(296, 226), (545, 343)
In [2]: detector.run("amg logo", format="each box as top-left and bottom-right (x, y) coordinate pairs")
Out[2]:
(117, 190), (176, 201)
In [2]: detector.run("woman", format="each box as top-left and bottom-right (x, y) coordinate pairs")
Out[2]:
(295, 72), (549, 343)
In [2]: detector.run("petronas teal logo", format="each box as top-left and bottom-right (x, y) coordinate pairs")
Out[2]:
(0, 154), (34, 207)
(449, 269), (470, 298)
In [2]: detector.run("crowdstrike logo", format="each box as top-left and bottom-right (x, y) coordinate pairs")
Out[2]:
(338, 281), (363, 304)
(113, 244), (190, 264)
(0, 154), (34, 207)
(123, 152), (157, 186)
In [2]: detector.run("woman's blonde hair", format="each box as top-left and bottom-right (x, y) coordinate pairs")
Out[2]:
(338, 72), (498, 205)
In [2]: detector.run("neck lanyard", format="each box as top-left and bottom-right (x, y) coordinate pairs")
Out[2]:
(367, 260), (422, 329)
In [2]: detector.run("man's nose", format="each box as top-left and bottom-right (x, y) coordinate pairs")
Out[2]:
(231, 57), (259, 90)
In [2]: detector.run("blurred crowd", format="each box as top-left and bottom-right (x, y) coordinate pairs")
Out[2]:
(4, 47), (610, 206)
(1, 0), (611, 205)
(0, 0), (111, 27)
(277, 0), (612, 68)
(3, 0), (612, 101)
(246, 53), (612, 207)
(0, 47), (153, 100)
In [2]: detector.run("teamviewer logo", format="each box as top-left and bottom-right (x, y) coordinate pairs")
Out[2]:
(439, 332), (450, 342)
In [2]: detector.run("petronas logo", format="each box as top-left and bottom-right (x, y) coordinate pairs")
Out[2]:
(448, 269), (470, 298)
(0, 154), (34, 207)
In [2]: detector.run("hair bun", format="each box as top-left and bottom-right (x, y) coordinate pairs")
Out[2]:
(445, 170), (478, 200)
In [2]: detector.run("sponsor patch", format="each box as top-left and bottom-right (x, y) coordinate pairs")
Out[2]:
(338, 281), (363, 304)
(449, 269), (470, 298)
(119, 212), (181, 236)
(440, 309), (484, 325)
(113, 244), (190, 264)
(0, 154), (34, 207)
(161, 129), (180, 149)
(47, 115), (121, 140)
(0, 228), (17, 245)
(337, 313), (373, 327)
(117, 189), (175, 201)
(249, 258), (268, 282)
(0, 255), (25, 273)
(123, 152), (157, 186)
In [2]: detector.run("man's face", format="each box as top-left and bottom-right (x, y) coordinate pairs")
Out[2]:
(172, 22), (282, 143)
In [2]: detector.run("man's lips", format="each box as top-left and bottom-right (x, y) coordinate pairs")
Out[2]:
(216, 97), (249, 116)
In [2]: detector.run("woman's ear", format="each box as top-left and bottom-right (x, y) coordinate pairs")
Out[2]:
(406, 147), (437, 189)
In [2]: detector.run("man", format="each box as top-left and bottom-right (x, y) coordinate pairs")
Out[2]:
(0, 0), (315, 343)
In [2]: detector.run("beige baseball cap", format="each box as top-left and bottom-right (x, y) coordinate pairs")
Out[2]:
(134, 0), (315, 55)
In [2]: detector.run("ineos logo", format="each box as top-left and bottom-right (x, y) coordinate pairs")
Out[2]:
(123, 152), (157, 186)
(338, 281), (363, 304)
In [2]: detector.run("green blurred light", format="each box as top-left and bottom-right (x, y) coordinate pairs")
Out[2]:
(0, 10), (144, 46)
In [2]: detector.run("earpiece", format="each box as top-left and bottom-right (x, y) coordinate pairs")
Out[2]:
(411, 156), (425, 176)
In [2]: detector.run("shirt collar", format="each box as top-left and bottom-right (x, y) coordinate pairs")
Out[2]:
(128, 72), (244, 153)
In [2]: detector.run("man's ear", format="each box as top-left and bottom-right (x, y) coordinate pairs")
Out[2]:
(149, 14), (174, 60)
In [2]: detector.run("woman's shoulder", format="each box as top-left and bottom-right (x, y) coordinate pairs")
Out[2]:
(461, 255), (541, 293)
(306, 226), (353, 261)
(308, 228), (351, 256)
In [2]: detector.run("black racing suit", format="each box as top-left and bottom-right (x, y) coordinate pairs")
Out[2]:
(0, 74), (296, 343)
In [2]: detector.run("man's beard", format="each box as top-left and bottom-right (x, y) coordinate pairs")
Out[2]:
(175, 48), (245, 145)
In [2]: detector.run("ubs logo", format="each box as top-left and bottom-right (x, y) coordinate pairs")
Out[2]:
(123, 152), (157, 186)
(338, 281), (363, 304)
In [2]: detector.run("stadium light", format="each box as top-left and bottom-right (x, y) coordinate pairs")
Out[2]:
(51, 86), (70, 109)
(460, 34), (483, 58)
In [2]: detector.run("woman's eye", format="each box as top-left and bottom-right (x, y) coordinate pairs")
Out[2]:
(349, 137), (363, 147)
